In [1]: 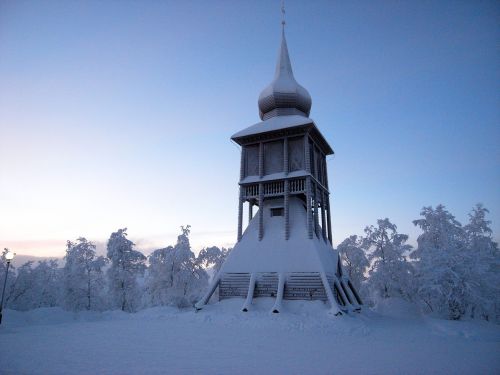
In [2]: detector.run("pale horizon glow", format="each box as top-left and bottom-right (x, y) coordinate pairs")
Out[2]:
(0, 1), (499, 258)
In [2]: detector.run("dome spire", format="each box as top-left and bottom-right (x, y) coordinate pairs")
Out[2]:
(257, 2), (312, 121)
(281, 0), (286, 30)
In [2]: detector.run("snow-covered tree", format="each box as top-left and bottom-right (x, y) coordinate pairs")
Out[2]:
(411, 205), (467, 319)
(363, 219), (414, 301)
(8, 260), (60, 310)
(197, 246), (231, 274)
(62, 238), (108, 311)
(0, 248), (16, 309)
(146, 245), (175, 306)
(337, 236), (368, 290)
(107, 228), (146, 312)
(463, 204), (500, 321)
(7, 261), (34, 310)
(146, 226), (208, 308)
(32, 260), (60, 308)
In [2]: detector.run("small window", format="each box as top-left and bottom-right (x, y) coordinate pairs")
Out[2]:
(270, 207), (284, 217)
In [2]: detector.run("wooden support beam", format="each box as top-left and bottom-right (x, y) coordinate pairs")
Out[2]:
(321, 189), (327, 241)
(284, 180), (290, 240)
(348, 279), (363, 305)
(248, 202), (253, 223)
(327, 197), (333, 244)
(237, 191), (243, 242)
(258, 142), (264, 178)
(283, 137), (289, 175)
(320, 272), (342, 316)
(334, 277), (354, 312)
(272, 273), (286, 313)
(306, 176), (313, 239)
(241, 273), (257, 312)
(195, 274), (221, 310)
(304, 134), (311, 173)
(240, 146), (246, 181)
(341, 278), (361, 311)
(314, 183), (320, 238)
(258, 183), (264, 241)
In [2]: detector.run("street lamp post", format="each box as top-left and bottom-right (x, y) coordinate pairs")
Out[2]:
(0, 249), (15, 325)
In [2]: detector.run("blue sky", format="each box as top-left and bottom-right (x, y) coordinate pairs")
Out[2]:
(0, 0), (498, 257)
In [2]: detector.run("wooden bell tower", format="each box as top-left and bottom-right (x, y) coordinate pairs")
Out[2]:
(196, 18), (362, 315)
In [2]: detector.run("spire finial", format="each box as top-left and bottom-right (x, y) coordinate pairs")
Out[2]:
(281, 0), (286, 30)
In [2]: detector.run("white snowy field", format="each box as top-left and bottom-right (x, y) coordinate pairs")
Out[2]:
(1, 299), (499, 375)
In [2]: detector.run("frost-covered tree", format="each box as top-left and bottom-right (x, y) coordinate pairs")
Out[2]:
(0, 248), (16, 309)
(463, 204), (500, 321)
(32, 260), (60, 308)
(7, 261), (35, 310)
(62, 238), (108, 311)
(146, 226), (208, 308)
(197, 246), (231, 274)
(146, 244), (175, 306)
(363, 219), (413, 301)
(337, 236), (368, 290)
(411, 205), (467, 319)
(8, 260), (60, 310)
(107, 228), (146, 312)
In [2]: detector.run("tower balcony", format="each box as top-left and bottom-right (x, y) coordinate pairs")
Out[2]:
(240, 171), (328, 201)
(243, 178), (306, 199)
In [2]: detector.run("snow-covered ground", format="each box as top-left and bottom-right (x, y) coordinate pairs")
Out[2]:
(1, 299), (499, 375)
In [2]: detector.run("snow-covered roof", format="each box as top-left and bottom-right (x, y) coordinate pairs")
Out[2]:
(239, 170), (308, 184)
(231, 115), (334, 155)
(231, 115), (312, 139)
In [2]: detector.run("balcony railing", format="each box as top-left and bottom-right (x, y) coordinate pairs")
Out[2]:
(243, 177), (306, 199)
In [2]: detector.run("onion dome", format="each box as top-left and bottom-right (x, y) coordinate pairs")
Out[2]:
(258, 30), (312, 120)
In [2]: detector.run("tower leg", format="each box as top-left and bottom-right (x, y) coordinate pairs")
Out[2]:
(242, 273), (256, 312)
(258, 183), (264, 241)
(334, 276), (354, 312)
(272, 273), (286, 313)
(284, 180), (290, 240)
(341, 278), (361, 311)
(237, 191), (243, 242)
(320, 272), (342, 316)
(248, 202), (253, 223)
(327, 198), (333, 244)
(306, 177), (313, 239)
(314, 183), (320, 238)
(348, 279), (363, 306)
(195, 274), (221, 311)
(321, 189), (327, 241)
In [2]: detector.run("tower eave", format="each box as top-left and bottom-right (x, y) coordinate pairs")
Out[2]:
(231, 115), (333, 155)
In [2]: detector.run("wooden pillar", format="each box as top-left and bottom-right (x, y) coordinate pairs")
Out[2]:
(258, 182), (264, 241)
(284, 137), (289, 240)
(327, 197), (333, 244)
(248, 202), (253, 223)
(284, 137), (289, 175)
(237, 190), (243, 242)
(305, 134), (313, 239)
(240, 146), (246, 181)
(284, 180), (290, 240)
(324, 153), (333, 244)
(321, 189), (327, 241)
(237, 147), (246, 242)
(306, 176), (313, 239)
(314, 183), (320, 238)
(259, 142), (264, 178)
(304, 134), (310, 173)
